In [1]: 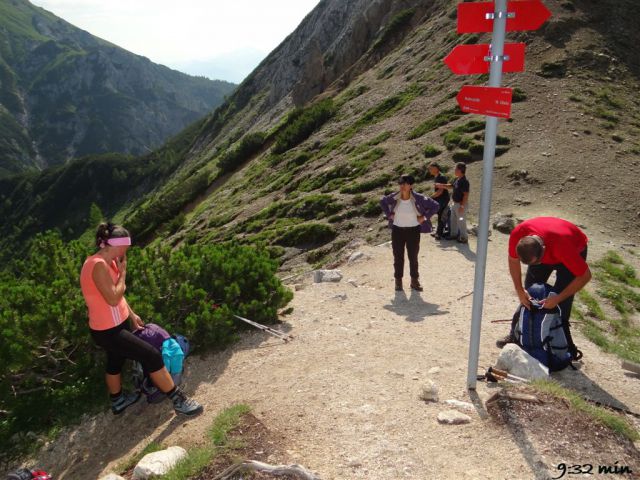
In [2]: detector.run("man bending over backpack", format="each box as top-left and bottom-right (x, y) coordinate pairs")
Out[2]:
(498, 217), (591, 360)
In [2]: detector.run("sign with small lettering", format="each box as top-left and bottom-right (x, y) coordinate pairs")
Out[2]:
(456, 85), (513, 118)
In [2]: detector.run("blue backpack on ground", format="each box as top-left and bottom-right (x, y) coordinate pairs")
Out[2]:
(132, 323), (189, 403)
(512, 283), (573, 372)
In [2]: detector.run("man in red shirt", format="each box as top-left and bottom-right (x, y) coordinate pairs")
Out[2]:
(500, 217), (591, 360)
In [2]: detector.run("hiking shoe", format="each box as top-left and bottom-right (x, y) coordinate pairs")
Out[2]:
(457, 237), (468, 244)
(495, 334), (515, 349)
(410, 279), (423, 292)
(395, 279), (403, 291)
(434, 234), (442, 240)
(170, 388), (203, 416)
(111, 391), (141, 415)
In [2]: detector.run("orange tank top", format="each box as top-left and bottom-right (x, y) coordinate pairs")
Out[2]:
(80, 254), (129, 331)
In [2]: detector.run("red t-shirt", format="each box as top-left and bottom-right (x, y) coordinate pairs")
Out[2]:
(508, 217), (589, 276)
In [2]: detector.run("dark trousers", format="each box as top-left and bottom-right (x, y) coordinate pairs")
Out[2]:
(392, 225), (421, 279)
(436, 202), (448, 236)
(521, 247), (588, 354)
(91, 321), (165, 375)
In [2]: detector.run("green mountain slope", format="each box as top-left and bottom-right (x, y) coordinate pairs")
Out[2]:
(1, 0), (639, 266)
(0, 0), (235, 175)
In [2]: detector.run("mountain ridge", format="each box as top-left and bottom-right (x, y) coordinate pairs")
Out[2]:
(0, 0), (236, 175)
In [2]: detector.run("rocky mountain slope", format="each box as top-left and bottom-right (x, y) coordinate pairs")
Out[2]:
(1, 0), (639, 265)
(138, 0), (640, 271)
(0, 0), (235, 175)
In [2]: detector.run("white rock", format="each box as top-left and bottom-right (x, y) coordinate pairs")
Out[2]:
(496, 344), (549, 380)
(444, 399), (475, 411)
(419, 380), (439, 402)
(99, 475), (126, 480)
(347, 279), (358, 287)
(313, 269), (343, 283)
(427, 367), (441, 374)
(133, 446), (188, 480)
(377, 241), (392, 248)
(437, 410), (471, 425)
(347, 251), (367, 263)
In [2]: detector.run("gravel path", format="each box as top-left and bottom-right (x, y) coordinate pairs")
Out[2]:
(29, 232), (639, 480)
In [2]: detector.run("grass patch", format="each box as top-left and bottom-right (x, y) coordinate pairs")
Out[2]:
(275, 223), (337, 248)
(423, 144), (442, 158)
(273, 98), (336, 154)
(159, 404), (251, 480)
(530, 380), (639, 442)
(320, 84), (424, 156)
(575, 251), (640, 363)
(512, 87), (527, 102)
(340, 174), (392, 194)
(407, 106), (464, 139)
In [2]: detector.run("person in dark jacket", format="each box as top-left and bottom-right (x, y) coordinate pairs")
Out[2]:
(428, 162), (450, 240)
(380, 174), (440, 291)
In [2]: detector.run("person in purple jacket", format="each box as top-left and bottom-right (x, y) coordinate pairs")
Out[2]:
(380, 174), (440, 291)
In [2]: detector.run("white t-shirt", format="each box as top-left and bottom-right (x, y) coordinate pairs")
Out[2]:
(393, 199), (419, 227)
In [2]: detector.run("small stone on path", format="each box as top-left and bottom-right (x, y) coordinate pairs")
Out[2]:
(437, 410), (471, 425)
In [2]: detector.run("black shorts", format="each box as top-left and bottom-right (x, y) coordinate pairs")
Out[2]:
(90, 321), (164, 375)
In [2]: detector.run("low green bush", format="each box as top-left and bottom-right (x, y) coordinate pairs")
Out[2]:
(0, 231), (292, 462)
(275, 223), (336, 248)
(423, 144), (442, 158)
(217, 131), (267, 174)
(273, 99), (336, 154)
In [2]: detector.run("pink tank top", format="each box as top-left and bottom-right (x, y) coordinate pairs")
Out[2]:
(80, 254), (129, 331)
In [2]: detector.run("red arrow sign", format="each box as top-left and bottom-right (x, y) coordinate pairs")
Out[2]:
(456, 86), (513, 118)
(457, 0), (552, 34)
(444, 43), (525, 75)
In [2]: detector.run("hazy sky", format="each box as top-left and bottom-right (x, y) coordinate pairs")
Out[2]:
(30, 0), (321, 83)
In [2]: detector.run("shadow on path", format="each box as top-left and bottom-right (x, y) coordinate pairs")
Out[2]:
(553, 363), (639, 415)
(434, 239), (477, 261)
(383, 290), (449, 322)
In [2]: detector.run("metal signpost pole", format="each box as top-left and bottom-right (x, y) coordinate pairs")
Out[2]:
(466, 0), (508, 389)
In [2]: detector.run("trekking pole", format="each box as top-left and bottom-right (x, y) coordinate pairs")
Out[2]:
(233, 315), (293, 342)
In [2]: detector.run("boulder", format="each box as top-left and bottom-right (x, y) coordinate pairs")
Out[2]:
(492, 213), (518, 233)
(132, 446), (187, 480)
(99, 475), (126, 480)
(496, 344), (549, 380)
(313, 269), (343, 283)
(437, 410), (471, 425)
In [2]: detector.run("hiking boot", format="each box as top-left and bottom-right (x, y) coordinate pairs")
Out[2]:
(434, 234), (442, 240)
(457, 237), (468, 244)
(111, 391), (141, 415)
(495, 334), (515, 349)
(410, 278), (423, 292)
(395, 278), (403, 291)
(169, 388), (203, 416)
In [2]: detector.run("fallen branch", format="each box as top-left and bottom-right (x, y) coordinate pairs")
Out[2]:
(456, 291), (474, 301)
(621, 360), (640, 375)
(214, 460), (322, 480)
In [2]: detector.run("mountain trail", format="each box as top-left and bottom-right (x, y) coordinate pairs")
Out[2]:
(32, 231), (639, 479)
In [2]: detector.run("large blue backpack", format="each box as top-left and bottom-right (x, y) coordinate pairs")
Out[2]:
(513, 283), (573, 372)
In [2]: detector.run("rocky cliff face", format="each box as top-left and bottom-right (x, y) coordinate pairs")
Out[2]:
(0, 0), (235, 175)
(199, 0), (430, 146)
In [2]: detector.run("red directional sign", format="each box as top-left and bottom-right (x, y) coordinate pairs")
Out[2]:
(444, 43), (525, 75)
(456, 86), (513, 118)
(457, 0), (552, 34)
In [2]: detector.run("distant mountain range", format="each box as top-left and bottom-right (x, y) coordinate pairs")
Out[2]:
(0, 0), (236, 175)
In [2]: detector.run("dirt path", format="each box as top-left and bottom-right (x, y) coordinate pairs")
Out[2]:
(29, 231), (639, 480)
